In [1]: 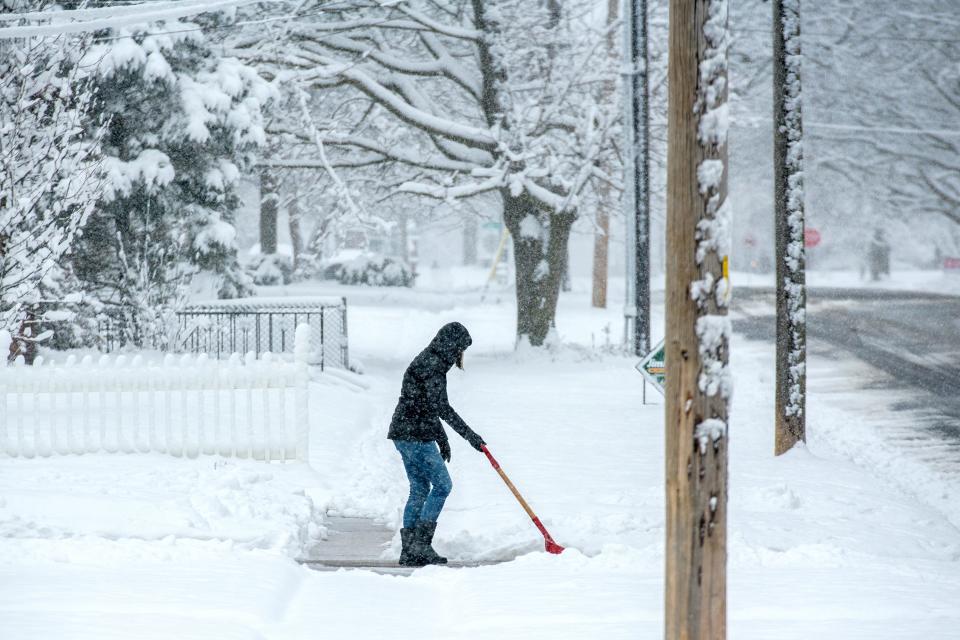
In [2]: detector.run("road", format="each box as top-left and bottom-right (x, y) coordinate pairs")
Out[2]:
(732, 287), (960, 442)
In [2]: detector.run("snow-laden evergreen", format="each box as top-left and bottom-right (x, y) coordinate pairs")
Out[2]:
(67, 17), (272, 347)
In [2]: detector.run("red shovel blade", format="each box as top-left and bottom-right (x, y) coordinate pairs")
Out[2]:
(544, 537), (565, 555)
(532, 516), (565, 554)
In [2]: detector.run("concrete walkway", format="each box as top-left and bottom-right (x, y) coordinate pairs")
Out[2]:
(299, 517), (507, 575)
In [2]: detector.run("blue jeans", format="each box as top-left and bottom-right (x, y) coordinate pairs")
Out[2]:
(394, 440), (453, 528)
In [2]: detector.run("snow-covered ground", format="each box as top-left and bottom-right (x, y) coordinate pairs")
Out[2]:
(2, 280), (959, 639)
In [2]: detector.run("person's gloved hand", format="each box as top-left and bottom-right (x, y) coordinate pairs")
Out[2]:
(465, 431), (486, 453)
(438, 439), (452, 463)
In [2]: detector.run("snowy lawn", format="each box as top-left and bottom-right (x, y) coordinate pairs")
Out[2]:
(2, 286), (959, 639)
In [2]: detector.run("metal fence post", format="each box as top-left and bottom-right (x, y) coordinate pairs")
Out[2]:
(341, 296), (349, 369)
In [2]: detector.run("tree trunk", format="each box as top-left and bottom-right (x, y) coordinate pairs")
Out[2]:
(664, 0), (730, 638)
(592, 206), (609, 308)
(288, 190), (303, 272)
(503, 190), (573, 346)
(463, 216), (478, 266)
(259, 170), (278, 255)
(592, 0), (619, 310)
(773, 0), (806, 456)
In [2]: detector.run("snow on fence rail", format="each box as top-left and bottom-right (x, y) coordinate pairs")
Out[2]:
(0, 329), (310, 462)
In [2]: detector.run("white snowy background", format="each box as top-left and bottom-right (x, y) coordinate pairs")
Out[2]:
(2, 0), (960, 637)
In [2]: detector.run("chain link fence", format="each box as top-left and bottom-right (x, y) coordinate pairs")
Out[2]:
(173, 297), (348, 370)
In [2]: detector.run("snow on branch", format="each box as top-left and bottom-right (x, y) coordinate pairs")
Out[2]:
(0, 0), (269, 39)
(266, 123), (478, 173)
(386, 2), (481, 41)
(300, 60), (497, 151)
(301, 32), (481, 100)
(399, 174), (504, 201)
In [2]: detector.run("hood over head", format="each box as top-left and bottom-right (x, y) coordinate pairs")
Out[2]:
(427, 322), (472, 368)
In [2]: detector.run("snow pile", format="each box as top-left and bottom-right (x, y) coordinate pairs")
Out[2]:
(0, 455), (325, 560)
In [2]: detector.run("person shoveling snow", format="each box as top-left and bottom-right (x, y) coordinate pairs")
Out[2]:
(387, 322), (487, 567)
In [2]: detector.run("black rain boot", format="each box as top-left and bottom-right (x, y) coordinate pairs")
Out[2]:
(399, 527), (426, 567)
(414, 521), (447, 565)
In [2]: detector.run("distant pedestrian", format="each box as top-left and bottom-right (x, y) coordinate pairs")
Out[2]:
(388, 322), (486, 566)
(868, 228), (891, 281)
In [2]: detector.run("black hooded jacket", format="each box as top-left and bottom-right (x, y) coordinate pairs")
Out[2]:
(387, 322), (483, 448)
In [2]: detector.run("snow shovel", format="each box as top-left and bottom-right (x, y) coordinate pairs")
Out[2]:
(481, 445), (565, 554)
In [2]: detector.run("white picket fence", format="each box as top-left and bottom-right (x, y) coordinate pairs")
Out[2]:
(0, 331), (311, 462)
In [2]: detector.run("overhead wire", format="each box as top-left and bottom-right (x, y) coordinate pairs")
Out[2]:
(732, 26), (960, 47)
(4, 3), (958, 138)
(0, 0), (355, 41)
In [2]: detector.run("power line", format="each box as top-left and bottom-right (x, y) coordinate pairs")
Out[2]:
(86, 3), (352, 43)
(0, 1), (354, 43)
(0, 0), (266, 37)
(0, 2), (407, 45)
(647, 118), (960, 137)
(732, 26), (960, 46)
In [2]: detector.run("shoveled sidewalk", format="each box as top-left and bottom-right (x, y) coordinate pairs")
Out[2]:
(299, 517), (509, 575)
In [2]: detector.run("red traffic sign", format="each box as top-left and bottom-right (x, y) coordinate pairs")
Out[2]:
(804, 228), (821, 248)
(944, 257), (960, 270)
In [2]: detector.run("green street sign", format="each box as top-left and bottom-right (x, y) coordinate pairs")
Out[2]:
(636, 338), (666, 396)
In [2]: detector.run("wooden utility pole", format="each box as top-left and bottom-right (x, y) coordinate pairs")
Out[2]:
(664, 0), (730, 638)
(773, 0), (806, 456)
(592, 0), (619, 309)
(623, 0), (651, 355)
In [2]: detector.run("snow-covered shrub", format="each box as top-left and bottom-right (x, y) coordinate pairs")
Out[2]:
(325, 253), (414, 287)
(291, 251), (324, 282)
(33, 265), (101, 351)
(250, 253), (294, 286)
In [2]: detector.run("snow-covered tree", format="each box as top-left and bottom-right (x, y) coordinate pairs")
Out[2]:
(728, 0), (960, 266)
(0, 32), (101, 347)
(69, 14), (273, 346)
(232, 0), (618, 346)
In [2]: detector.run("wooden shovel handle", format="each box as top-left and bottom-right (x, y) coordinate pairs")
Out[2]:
(482, 445), (537, 521)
